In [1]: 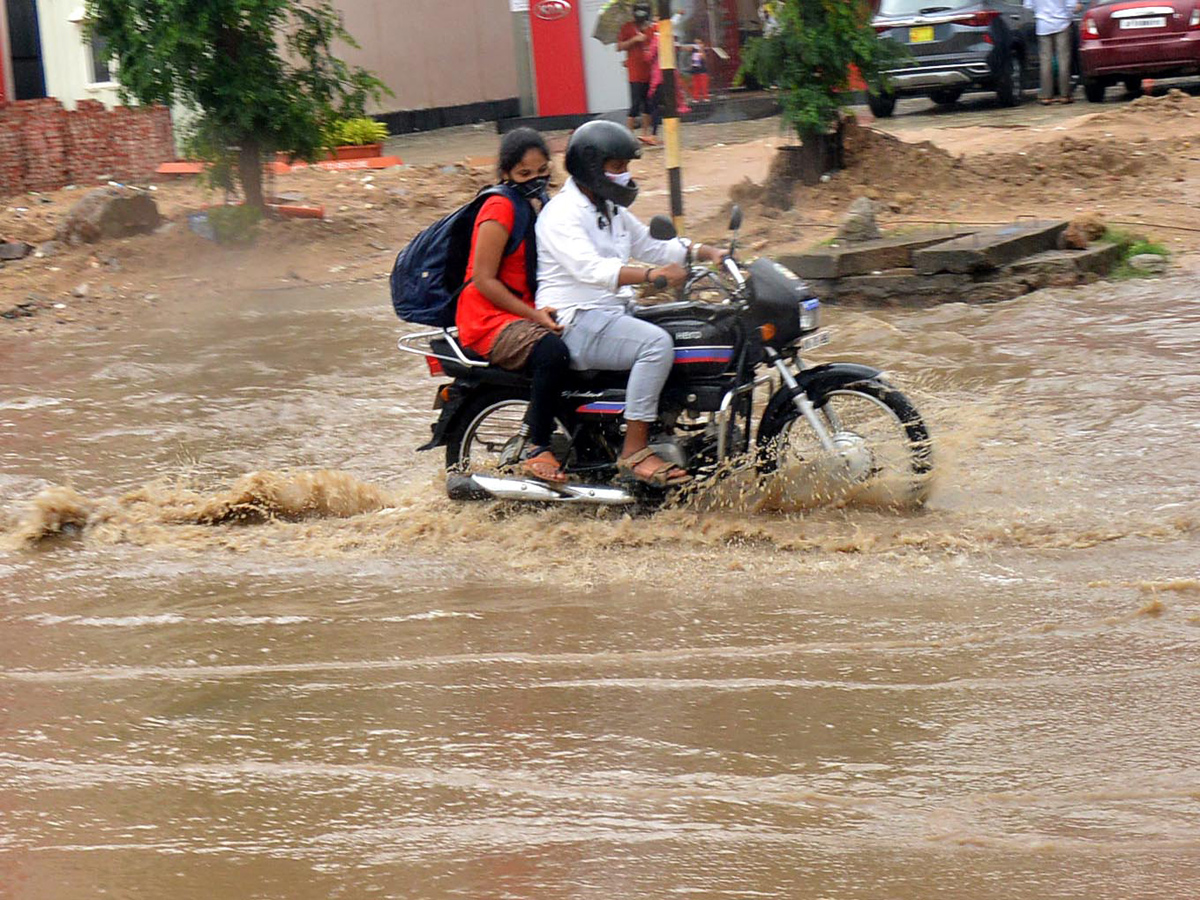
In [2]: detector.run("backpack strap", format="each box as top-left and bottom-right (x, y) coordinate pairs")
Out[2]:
(482, 184), (539, 298)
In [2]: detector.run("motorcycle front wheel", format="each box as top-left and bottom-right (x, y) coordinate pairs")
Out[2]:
(757, 379), (932, 507)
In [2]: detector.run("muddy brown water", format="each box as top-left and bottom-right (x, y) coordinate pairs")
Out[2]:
(2, 275), (1199, 899)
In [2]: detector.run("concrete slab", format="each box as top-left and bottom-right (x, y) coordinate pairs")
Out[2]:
(1003, 242), (1123, 279)
(778, 229), (972, 281)
(913, 221), (1069, 275)
(816, 269), (972, 306)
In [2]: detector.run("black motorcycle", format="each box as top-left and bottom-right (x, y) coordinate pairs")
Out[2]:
(396, 207), (932, 507)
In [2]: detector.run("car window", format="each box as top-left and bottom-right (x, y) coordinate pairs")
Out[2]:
(877, 0), (977, 14)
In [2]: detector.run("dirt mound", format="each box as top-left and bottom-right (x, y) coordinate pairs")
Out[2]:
(1090, 88), (1200, 128)
(975, 135), (1170, 186)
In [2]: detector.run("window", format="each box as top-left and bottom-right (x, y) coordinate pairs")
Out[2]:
(87, 33), (112, 84)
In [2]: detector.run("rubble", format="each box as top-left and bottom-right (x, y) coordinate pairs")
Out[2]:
(56, 186), (162, 245)
(836, 197), (882, 243)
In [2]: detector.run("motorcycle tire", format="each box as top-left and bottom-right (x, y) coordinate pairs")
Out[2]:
(443, 388), (531, 472)
(757, 377), (932, 505)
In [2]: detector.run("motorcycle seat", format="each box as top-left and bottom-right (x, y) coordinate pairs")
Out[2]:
(429, 335), (627, 392)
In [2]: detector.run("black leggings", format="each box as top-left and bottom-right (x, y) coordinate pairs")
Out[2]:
(524, 333), (571, 449)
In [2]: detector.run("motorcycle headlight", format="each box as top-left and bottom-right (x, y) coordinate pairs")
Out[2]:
(799, 298), (821, 331)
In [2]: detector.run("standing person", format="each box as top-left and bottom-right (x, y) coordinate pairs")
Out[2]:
(1024, 0), (1081, 104)
(617, 1), (656, 144)
(689, 38), (711, 103)
(534, 121), (729, 489)
(455, 128), (571, 484)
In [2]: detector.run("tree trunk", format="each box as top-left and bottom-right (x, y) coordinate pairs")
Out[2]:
(238, 140), (265, 211)
(793, 121), (845, 186)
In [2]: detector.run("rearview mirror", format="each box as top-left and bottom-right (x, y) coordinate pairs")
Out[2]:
(729, 205), (743, 232)
(649, 215), (678, 241)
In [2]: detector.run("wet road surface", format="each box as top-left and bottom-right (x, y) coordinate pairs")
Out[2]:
(2, 274), (1199, 899)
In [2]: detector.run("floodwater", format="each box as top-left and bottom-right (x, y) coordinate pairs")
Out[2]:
(2, 274), (1198, 899)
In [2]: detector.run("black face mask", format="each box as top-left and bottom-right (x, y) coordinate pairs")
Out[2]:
(509, 176), (549, 204)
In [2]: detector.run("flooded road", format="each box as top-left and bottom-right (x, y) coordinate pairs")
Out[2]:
(2, 275), (1199, 899)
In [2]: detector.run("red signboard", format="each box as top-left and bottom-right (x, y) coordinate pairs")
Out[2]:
(529, 0), (588, 116)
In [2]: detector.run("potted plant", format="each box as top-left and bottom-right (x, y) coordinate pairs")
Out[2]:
(741, 0), (906, 185)
(322, 117), (389, 160)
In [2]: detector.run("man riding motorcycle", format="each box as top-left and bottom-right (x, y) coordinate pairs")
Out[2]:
(534, 120), (727, 488)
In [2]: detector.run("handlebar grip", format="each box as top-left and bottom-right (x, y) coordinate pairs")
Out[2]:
(652, 276), (669, 290)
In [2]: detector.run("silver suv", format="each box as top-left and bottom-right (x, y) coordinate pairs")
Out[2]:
(870, 0), (1039, 115)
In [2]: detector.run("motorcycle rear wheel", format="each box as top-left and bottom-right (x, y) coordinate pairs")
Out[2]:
(758, 380), (932, 507)
(444, 389), (572, 475)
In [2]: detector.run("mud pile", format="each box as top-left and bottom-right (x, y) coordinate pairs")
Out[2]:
(1090, 87), (1200, 127)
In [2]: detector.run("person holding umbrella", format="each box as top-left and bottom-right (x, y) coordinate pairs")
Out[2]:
(615, 1), (657, 145)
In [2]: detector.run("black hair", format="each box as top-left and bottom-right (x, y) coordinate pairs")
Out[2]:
(498, 128), (550, 179)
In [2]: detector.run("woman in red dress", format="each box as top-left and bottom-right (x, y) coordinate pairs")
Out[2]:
(455, 128), (571, 484)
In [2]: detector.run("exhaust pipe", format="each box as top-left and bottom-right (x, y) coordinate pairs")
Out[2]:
(447, 474), (635, 506)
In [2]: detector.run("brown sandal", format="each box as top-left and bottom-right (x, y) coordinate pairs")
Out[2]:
(521, 450), (567, 484)
(617, 447), (692, 488)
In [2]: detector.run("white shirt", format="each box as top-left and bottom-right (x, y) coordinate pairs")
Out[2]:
(535, 177), (687, 323)
(1023, 0), (1074, 36)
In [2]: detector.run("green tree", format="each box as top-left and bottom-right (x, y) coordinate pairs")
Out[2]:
(741, 0), (905, 181)
(87, 0), (389, 210)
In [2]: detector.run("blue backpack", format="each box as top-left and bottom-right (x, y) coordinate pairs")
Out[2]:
(389, 184), (536, 327)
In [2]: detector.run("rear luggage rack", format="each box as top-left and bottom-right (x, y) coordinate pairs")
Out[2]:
(396, 328), (488, 368)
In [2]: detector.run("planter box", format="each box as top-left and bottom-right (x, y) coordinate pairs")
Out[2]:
(274, 144), (384, 165)
(329, 143), (382, 161)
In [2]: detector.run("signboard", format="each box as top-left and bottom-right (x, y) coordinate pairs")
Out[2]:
(529, 0), (588, 116)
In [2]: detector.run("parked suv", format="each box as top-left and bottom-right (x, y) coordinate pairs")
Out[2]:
(1079, 0), (1200, 102)
(870, 0), (1039, 116)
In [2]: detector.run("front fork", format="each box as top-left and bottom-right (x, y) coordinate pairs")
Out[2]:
(764, 347), (840, 455)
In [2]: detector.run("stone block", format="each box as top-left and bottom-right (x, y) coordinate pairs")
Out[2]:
(778, 229), (971, 280)
(825, 269), (972, 306)
(0, 241), (32, 261)
(913, 221), (1069, 275)
(1001, 242), (1123, 287)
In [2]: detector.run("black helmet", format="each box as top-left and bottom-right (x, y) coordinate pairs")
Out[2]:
(565, 120), (643, 208)
(633, 1), (652, 23)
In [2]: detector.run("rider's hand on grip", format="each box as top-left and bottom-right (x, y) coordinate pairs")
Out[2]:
(655, 263), (688, 289)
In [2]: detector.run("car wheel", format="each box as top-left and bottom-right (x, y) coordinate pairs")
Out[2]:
(929, 88), (964, 106)
(996, 52), (1023, 107)
(1124, 76), (1144, 98)
(1083, 77), (1106, 103)
(867, 88), (897, 118)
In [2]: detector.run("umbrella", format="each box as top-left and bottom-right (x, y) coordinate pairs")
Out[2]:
(593, 0), (636, 45)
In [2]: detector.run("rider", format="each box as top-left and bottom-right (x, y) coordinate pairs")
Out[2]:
(534, 120), (727, 488)
(455, 127), (570, 484)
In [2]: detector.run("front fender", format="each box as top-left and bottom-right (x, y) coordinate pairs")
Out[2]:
(758, 362), (885, 441)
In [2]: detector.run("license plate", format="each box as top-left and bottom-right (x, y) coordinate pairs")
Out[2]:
(909, 25), (935, 42)
(799, 331), (831, 353)
(1119, 16), (1166, 28)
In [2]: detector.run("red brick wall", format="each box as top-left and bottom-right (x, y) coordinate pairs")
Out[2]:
(0, 99), (175, 196)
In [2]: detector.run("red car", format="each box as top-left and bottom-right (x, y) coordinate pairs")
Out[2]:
(1079, 0), (1200, 101)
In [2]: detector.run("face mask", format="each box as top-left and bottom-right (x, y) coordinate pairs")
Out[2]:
(510, 176), (549, 202)
(605, 171), (634, 188)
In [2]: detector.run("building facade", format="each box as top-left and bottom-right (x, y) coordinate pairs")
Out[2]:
(1, 0), (124, 108)
(333, 0), (523, 132)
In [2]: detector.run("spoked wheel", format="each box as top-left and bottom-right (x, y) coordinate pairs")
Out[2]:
(758, 380), (932, 508)
(444, 390), (571, 475)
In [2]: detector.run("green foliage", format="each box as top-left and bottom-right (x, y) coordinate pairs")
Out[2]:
(86, 0), (391, 206)
(207, 204), (262, 245)
(1102, 227), (1169, 279)
(322, 117), (389, 148)
(740, 0), (908, 138)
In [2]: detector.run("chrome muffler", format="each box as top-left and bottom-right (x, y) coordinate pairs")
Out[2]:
(447, 474), (635, 505)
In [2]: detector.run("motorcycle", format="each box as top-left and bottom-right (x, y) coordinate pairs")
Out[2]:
(396, 206), (932, 507)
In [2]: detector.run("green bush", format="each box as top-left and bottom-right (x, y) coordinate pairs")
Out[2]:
(207, 204), (263, 246)
(323, 117), (389, 148)
(1102, 227), (1169, 279)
